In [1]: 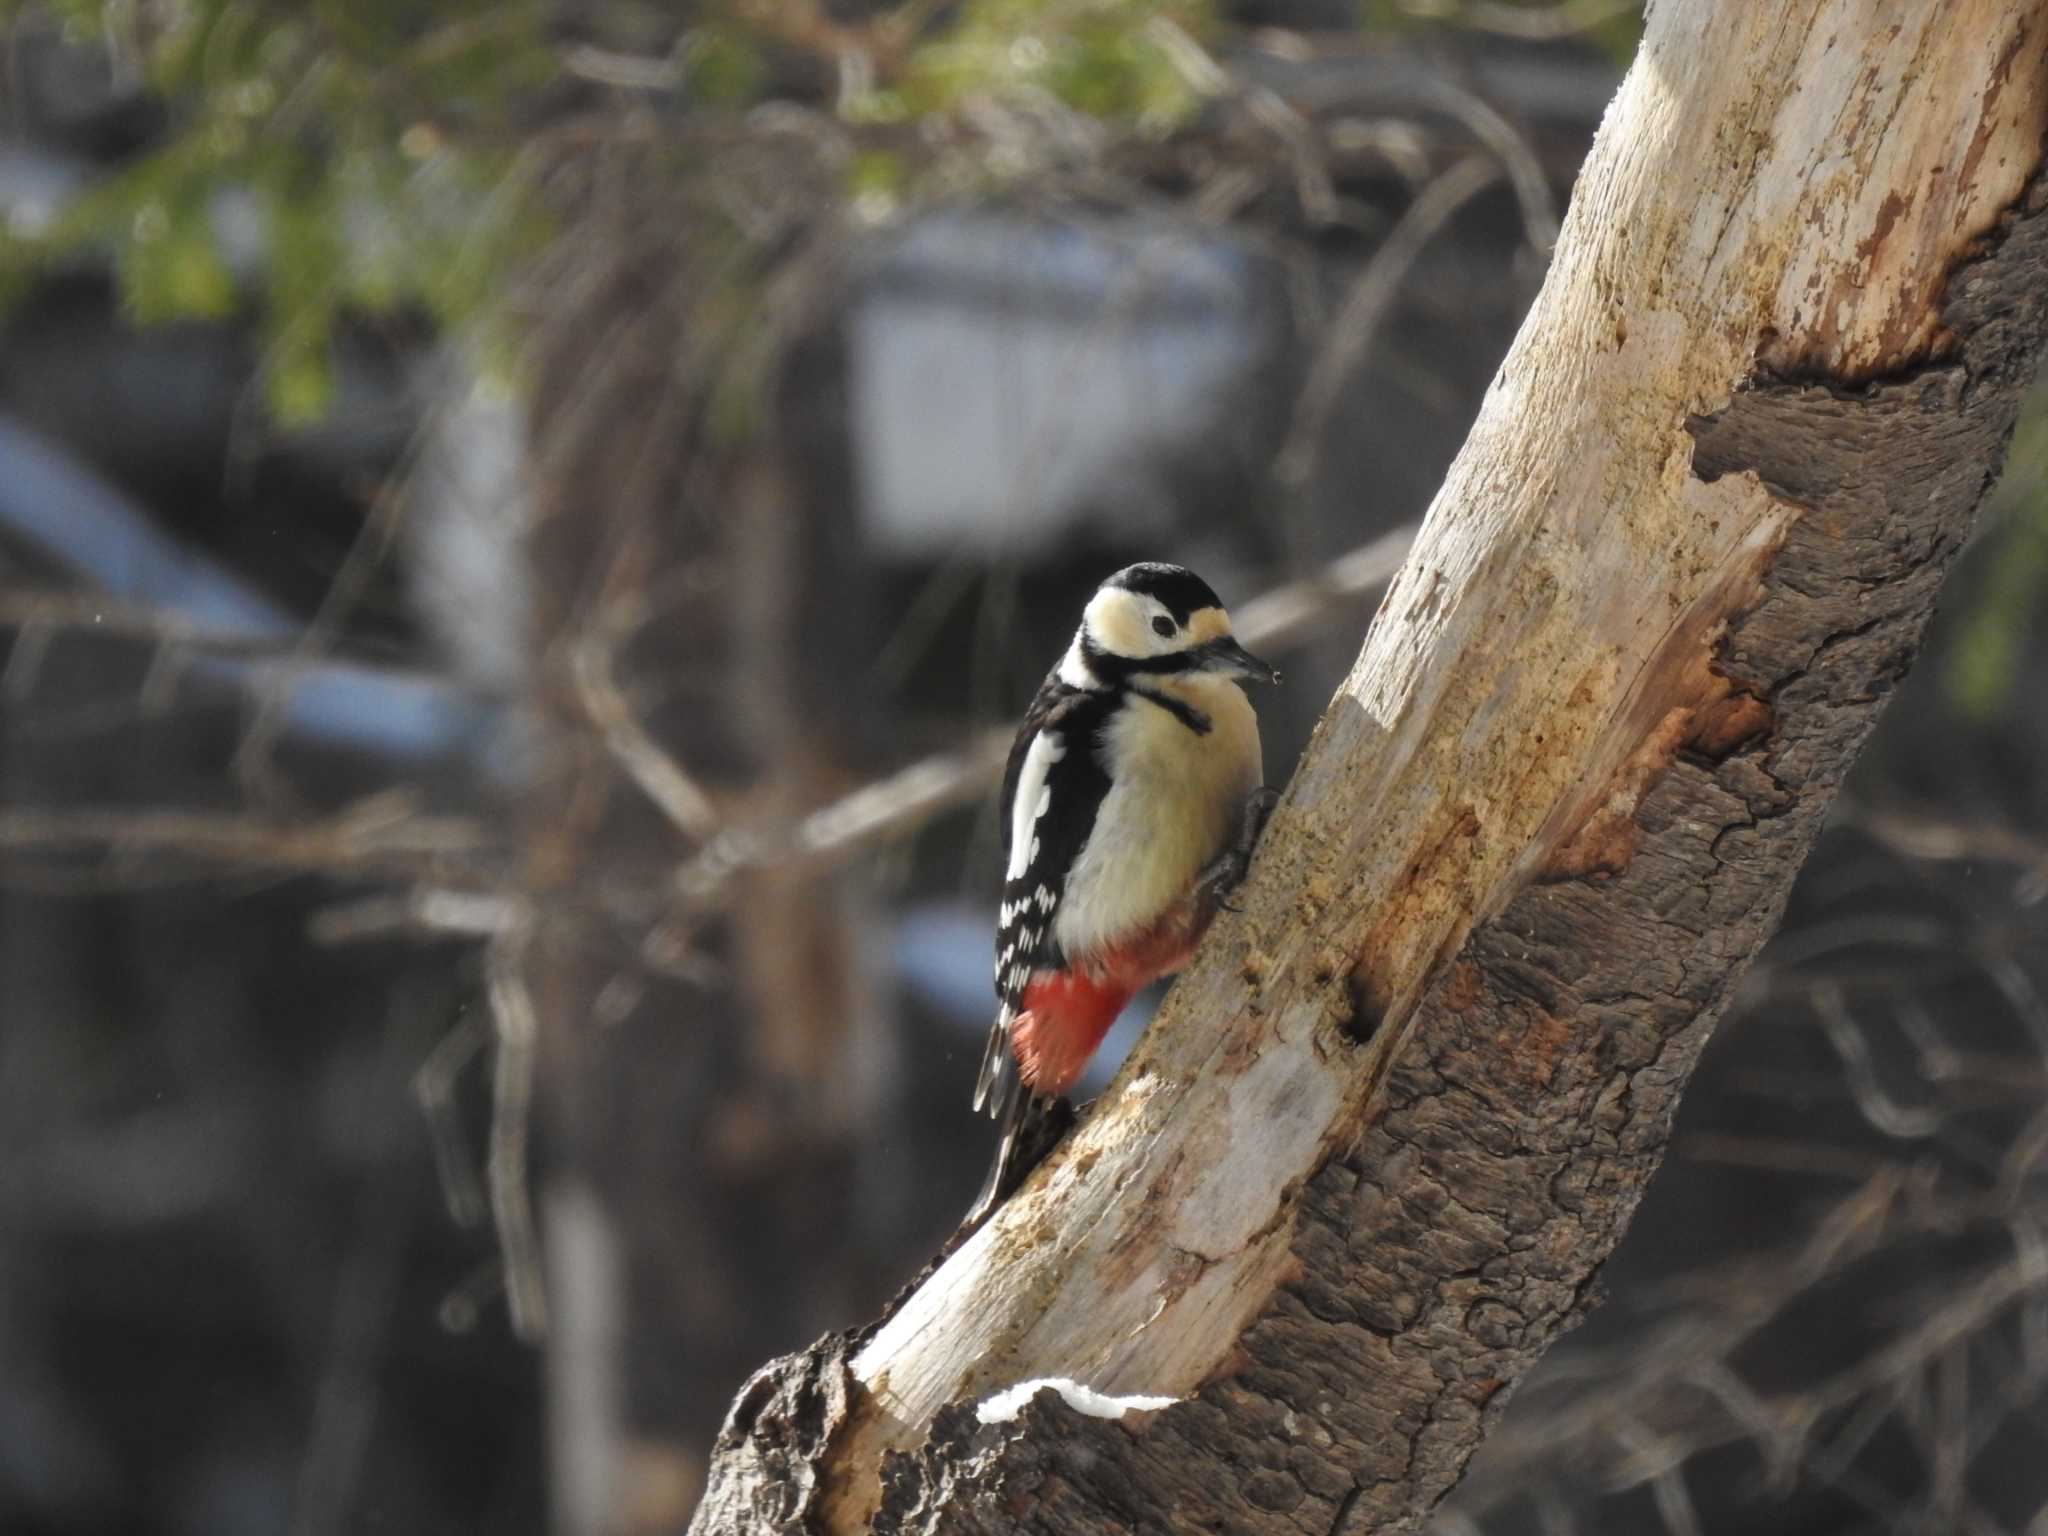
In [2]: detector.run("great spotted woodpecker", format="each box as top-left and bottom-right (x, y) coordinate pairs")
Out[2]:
(969, 563), (1279, 1223)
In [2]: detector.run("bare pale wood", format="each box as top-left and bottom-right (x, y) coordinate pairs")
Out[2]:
(690, 4), (2048, 1532)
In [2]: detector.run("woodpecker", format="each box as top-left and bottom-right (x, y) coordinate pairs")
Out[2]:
(969, 562), (1280, 1223)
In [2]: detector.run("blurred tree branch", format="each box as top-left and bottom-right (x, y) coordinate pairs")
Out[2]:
(0, 798), (496, 881)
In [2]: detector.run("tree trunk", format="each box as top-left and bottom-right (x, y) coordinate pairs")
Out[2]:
(693, 4), (2048, 1532)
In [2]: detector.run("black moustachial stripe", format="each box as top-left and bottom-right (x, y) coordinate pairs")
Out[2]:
(1079, 633), (1196, 680)
(1131, 685), (1210, 735)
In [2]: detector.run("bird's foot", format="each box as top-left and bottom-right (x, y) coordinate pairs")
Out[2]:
(1202, 786), (1281, 914)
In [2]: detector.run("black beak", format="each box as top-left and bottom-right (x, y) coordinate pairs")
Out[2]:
(1200, 637), (1281, 685)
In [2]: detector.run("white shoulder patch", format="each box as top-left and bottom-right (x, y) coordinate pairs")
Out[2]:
(1005, 728), (1066, 880)
(1056, 634), (1097, 690)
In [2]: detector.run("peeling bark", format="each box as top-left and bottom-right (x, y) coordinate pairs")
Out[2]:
(689, 4), (2048, 1533)
(699, 1336), (858, 1531)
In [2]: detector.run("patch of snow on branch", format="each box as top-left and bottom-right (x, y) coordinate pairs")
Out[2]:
(975, 1377), (1179, 1425)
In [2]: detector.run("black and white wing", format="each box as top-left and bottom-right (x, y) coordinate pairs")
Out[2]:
(973, 680), (1112, 1113)
(964, 679), (1112, 1225)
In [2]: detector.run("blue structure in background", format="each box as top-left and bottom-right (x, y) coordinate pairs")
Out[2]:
(0, 413), (519, 775)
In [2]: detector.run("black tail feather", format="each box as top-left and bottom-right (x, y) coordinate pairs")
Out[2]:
(973, 1012), (1010, 1115)
(963, 1078), (1074, 1229)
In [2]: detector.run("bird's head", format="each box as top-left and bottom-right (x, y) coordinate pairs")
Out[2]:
(1065, 562), (1281, 687)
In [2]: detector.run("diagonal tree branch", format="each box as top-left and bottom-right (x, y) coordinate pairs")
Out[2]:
(690, 3), (2048, 1532)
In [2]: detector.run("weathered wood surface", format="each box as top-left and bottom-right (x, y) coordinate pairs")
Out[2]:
(692, 3), (2048, 1532)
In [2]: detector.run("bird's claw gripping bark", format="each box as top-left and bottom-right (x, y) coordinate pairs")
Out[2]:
(1203, 786), (1281, 914)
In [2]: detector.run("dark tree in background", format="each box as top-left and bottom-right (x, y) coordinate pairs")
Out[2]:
(1, 2), (2045, 1534)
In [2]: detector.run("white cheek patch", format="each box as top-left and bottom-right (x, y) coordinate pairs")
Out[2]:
(1006, 730), (1066, 880)
(1186, 606), (1230, 645)
(1083, 587), (1150, 658)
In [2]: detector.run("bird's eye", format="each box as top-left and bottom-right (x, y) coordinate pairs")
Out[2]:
(1151, 616), (1176, 638)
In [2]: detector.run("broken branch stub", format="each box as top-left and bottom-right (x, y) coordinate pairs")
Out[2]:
(689, 4), (2048, 1533)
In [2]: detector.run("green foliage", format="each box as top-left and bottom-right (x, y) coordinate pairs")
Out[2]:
(1, 0), (555, 422)
(1, 0), (1239, 425)
(1359, 0), (1644, 69)
(685, 21), (766, 108)
(869, 0), (1217, 133)
(5, 0), (1658, 434)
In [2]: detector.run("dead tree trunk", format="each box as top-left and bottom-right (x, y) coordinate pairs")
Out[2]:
(692, 3), (2048, 1533)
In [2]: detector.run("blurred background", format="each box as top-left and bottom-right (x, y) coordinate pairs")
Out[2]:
(1, 2), (2045, 1533)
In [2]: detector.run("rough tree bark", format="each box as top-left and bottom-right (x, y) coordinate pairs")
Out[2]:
(693, 3), (2048, 1532)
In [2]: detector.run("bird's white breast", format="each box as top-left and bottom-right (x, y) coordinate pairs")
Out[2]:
(1054, 675), (1262, 961)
